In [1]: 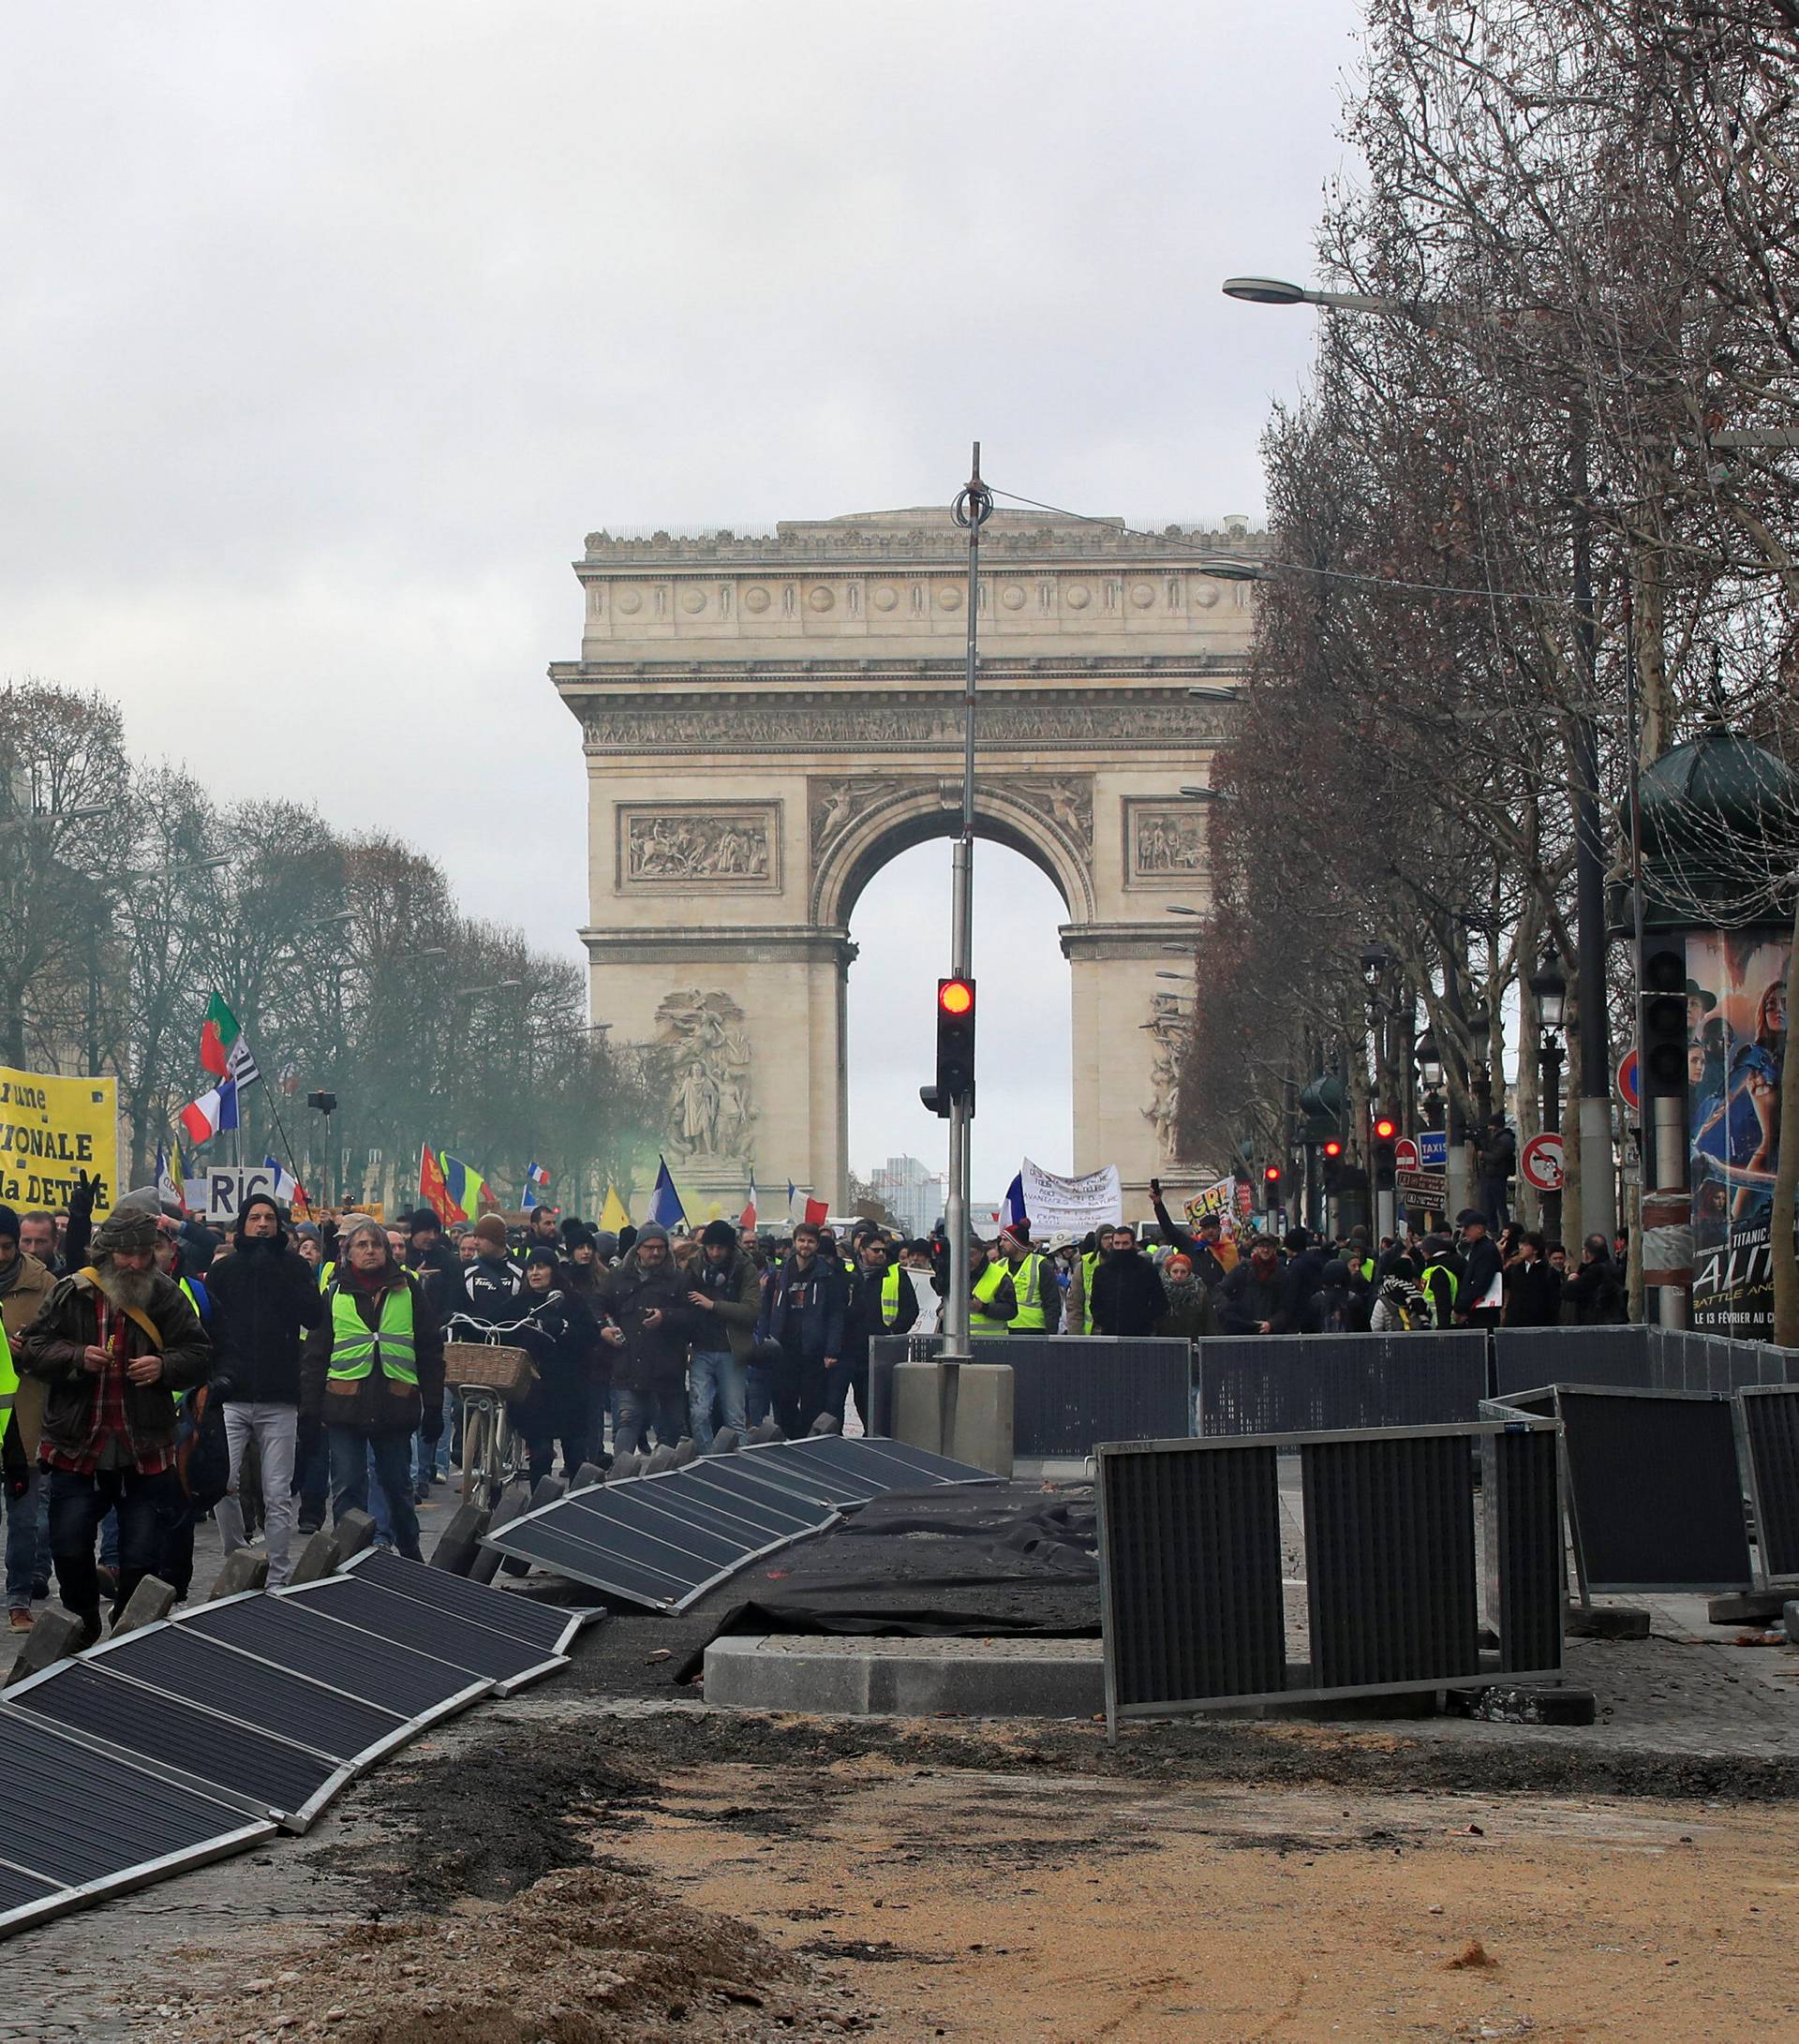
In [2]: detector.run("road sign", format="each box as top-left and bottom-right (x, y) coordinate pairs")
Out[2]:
(1393, 1137), (1420, 1173)
(1417, 1130), (1447, 1171)
(1616, 1049), (1640, 1112)
(1520, 1132), (1565, 1193)
(1395, 1168), (1448, 1205)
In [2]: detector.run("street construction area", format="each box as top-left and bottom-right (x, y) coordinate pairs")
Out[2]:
(6, 1480), (1796, 2044)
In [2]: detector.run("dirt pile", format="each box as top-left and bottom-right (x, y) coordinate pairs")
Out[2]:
(141, 1863), (855, 2044)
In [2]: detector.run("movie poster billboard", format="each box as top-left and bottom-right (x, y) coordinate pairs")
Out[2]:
(1687, 928), (1792, 1336)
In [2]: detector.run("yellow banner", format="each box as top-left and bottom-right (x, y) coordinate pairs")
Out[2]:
(0, 1066), (119, 1216)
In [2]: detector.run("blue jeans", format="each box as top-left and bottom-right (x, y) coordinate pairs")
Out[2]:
(4, 1464), (52, 1608)
(688, 1350), (746, 1450)
(327, 1427), (421, 1561)
(613, 1387), (686, 1456)
(746, 1364), (773, 1428)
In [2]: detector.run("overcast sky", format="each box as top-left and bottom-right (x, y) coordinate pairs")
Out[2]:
(2, 1), (1358, 1193)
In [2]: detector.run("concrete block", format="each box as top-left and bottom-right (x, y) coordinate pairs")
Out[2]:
(1563, 1602), (1650, 1640)
(332, 1508), (377, 1567)
(745, 1418), (782, 1445)
(209, 1548), (270, 1600)
(891, 1360), (946, 1457)
(607, 1450), (644, 1481)
(644, 1445), (676, 1476)
(571, 1463), (608, 1490)
(1785, 1599), (1799, 1644)
(4, 1607), (90, 1685)
(429, 1503), (491, 1576)
(470, 1483), (530, 1585)
(707, 1429), (741, 1457)
(287, 1526), (344, 1587)
(702, 1636), (1103, 1719)
(945, 1361), (1015, 1478)
(808, 1413), (841, 1436)
(112, 1576), (176, 1637)
(671, 1436), (696, 1466)
(1707, 1589), (1788, 1626)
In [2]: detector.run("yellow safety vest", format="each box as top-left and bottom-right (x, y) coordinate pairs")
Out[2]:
(1079, 1251), (1100, 1334)
(877, 1265), (905, 1328)
(0, 1322), (16, 1449)
(971, 1259), (1011, 1336)
(1007, 1253), (1047, 1333)
(326, 1282), (418, 1386)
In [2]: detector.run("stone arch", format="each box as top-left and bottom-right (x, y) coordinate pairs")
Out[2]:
(810, 778), (1095, 933)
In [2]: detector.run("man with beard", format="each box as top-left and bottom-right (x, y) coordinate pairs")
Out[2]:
(207, 1192), (323, 1589)
(17, 1203), (211, 1642)
(1087, 1222), (1167, 1337)
(752, 1219), (846, 1435)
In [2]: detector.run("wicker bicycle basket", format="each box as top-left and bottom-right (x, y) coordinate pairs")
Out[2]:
(444, 1341), (537, 1401)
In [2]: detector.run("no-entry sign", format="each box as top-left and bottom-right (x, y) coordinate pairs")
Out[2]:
(1616, 1049), (1640, 1112)
(1521, 1132), (1565, 1193)
(1393, 1137), (1420, 1173)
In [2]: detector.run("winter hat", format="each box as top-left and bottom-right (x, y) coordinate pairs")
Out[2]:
(701, 1219), (737, 1252)
(409, 1208), (442, 1236)
(999, 1220), (1031, 1249)
(292, 1221), (321, 1245)
(617, 1225), (638, 1256)
(634, 1222), (669, 1249)
(473, 1215), (510, 1249)
(235, 1192), (284, 1241)
(1455, 1208), (1487, 1230)
(527, 1245), (559, 1269)
(592, 1231), (618, 1259)
(1321, 1259), (1350, 1287)
(92, 1206), (160, 1257)
(0, 1205), (18, 1243)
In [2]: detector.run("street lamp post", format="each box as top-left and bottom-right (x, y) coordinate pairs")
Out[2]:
(1528, 952), (1568, 1241)
(1222, 273), (1614, 1242)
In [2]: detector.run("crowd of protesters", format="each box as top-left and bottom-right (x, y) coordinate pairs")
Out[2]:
(0, 1170), (1630, 1647)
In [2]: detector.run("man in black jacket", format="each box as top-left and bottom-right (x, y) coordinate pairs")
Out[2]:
(207, 1193), (323, 1588)
(1147, 1179), (1227, 1290)
(596, 1223), (696, 1451)
(1454, 1209), (1506, 1328)
(839, 1232), (918, 1428)
(1216, 1237), (1289, 1334)
(753, 1220), (847, 1435)
(1088, 1223), (1167, 1337)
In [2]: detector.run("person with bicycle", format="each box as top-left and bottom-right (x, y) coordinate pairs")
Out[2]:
(596, 1222), (695, 1454)
(509, 1248), (598, 1484)
(299, 1214), (444, 1562)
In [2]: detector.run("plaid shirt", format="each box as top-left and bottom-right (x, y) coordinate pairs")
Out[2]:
(44, 1291), (175, 1477)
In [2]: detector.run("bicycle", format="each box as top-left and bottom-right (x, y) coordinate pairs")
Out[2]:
(443, 1314), (536, 1510)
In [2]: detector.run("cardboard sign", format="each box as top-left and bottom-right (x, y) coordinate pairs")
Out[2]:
(0, 1066), (117, 1215)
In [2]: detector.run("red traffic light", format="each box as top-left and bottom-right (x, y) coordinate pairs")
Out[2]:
(939, 978), (974, 1016)
(1322, 1138), (1344, 1160)
(1263, 1164), (1281, 1183)
(1372, 1113), (1398, 1142)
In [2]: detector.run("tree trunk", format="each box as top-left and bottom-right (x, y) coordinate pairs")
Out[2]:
(1562, 1001), (1583, 1249)
(1771, 896), (1799, 1349)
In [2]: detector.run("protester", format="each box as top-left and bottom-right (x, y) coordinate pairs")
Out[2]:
(995, 1221), (1058, 1334)
(1280, 1227), (1325, 1328)
(462, 1214), (523, 1323)
(1302, 1258), (1357, 1333)
(752, 1220), (845, 1435)
(684, 1219), (761, 1449)
(1478, 1115), (1516, 1230)
(1155, 1252), (1220, 1340)
(206, 1192), (323, 1590)
(1216, 1236), (1288, 1335)
(1369, 1253), (1431, 1331)
(840, 1230), (918, 1428)
(508, 1249), (596, 1482)
(1564, 1234), (1627, 1324)
(597, 1222), (695, 1452)
(0, 1202), (55, 1630)
(1454, 1210), (1505, 1328)
(1087, 1222), (1167, 1337)
(18, 1201), (211, 1641)
(299, 1214), (443, 1562)
(1501, 1230), (1561, 1326)
(18, 1213), (60, 1274)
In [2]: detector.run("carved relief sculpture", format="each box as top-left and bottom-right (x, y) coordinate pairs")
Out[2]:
(649, 989), (756, 1161)
(1125, 801), (1210, 883)
(1143, 997), (1185, 1163)
(619, 806), (778, 890)
(810, 772), (1093, 866)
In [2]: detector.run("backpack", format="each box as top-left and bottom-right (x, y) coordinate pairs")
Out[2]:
(175, 1382), (230, 1512)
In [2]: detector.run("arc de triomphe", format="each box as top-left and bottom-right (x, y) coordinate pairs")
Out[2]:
(551, 507), (1261, 1216)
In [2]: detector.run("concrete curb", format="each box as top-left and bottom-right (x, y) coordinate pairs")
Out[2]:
(702, 1635), (1104, 1720)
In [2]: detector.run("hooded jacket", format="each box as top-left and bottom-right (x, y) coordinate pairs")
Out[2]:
(1088, 1247), (1167, 1338)
(753, 1250), (847, 1365)
(0, 1250), (56, 1455)
(597, 1249), (699, 1394)
(687, 1248), (765, 1364)
(205, 1207), (324, 1405)
(1216, 1256), (1289, 1336)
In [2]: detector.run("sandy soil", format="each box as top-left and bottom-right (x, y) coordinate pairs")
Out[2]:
(608, 1753), (1799, 2042)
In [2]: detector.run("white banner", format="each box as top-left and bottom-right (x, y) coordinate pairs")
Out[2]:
(1019, 1157), (1122, 1234)
(183, 1164), (280, 1223)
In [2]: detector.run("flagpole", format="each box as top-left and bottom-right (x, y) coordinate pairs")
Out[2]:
(261, 1089), (309, 1208)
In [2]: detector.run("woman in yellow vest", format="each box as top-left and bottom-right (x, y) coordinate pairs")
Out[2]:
(299, 1215), (444, 1563)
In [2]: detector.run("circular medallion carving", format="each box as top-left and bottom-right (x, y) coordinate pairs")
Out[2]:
(743, 585), (771, 614)
(1001, 585), (1026, 611)
(873, 585), (900, 612)
(937, 585), (962, 611)
(1065, 584), (1093, 610)
(680, 587), (706, 614)
(1190, 580), (1220, 609)
(616, 588), (643, 615)
(1130, 582), (1155, 608)
(808, 586), (835, 612)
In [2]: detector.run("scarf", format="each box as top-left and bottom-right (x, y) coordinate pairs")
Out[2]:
(0, 1253), (22, 1300)
(1160, 1274), (1199, 1314)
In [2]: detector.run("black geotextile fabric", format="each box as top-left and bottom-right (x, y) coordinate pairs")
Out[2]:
(675, 1483), (1100, 1681)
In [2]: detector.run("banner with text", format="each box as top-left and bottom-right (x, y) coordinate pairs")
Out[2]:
(0, 1066), (117, 1216)
(1019, 1157), (1122, 1234)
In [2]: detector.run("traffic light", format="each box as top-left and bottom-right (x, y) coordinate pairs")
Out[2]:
(1263, 1162), (1282, 1211)
(1371, 1112), (1397, 1190)
(1641, 942), (1687, 1095)
(920, 975), (976, 1118)
(1321, 1136), (1345, 1193)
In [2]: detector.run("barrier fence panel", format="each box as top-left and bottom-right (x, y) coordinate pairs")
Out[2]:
(1738, 1385), (1799, 1586)
(1097, 1419), (1563, 1728)
(869, 1334), (1191, 1457)
(1493, 1326), (1655, 1398)
(1196, 1333), (1489, 1437)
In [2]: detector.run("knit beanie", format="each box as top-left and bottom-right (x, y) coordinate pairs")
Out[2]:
(0, 1206), (18, 1243)
(701, 1219), (737, 1252)
(634, 1222), (669, 1248)
(473, 1215), (510, 1249)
